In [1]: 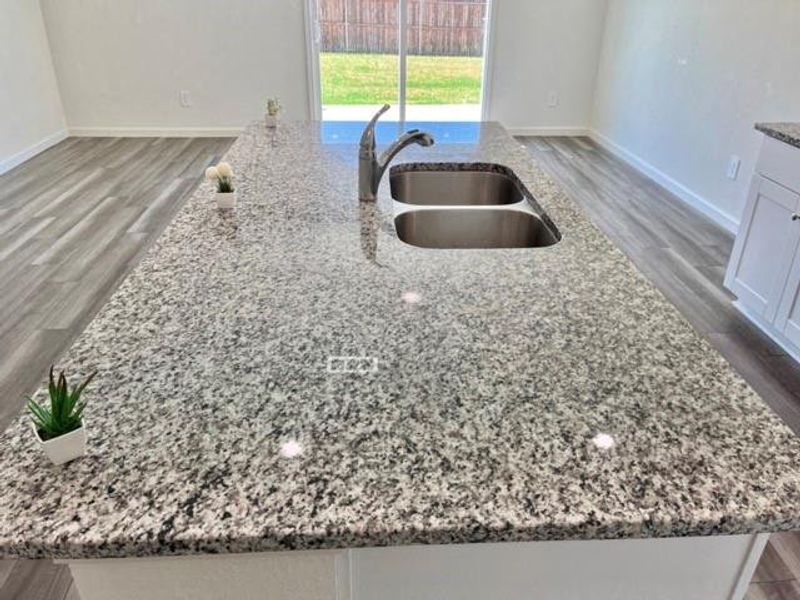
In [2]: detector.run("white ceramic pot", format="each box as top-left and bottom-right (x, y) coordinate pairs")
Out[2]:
(215, 191), (236, 209)
(265, 114), (279, 128)
(33, 423), (87, 465)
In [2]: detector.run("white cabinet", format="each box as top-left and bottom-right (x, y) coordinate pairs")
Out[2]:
(725, 176), (800, 320)
(62, 535), (768, 600)
(725, 135), (800, 359)
(775, 248), (800, 347)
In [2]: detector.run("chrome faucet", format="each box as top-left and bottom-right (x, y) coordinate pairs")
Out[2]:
(359, 104), (434, 201)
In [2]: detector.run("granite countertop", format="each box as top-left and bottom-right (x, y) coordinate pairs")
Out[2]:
(2, 121), (800, 560)
(756, 122), (800, 150)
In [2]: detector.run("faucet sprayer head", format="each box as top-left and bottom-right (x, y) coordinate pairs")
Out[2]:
(418, 133), (435, 147)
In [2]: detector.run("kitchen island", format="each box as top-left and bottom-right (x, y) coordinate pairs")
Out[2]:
(2, 120), (800, 599)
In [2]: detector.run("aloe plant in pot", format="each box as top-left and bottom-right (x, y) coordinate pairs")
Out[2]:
(28, 367), (96, 465)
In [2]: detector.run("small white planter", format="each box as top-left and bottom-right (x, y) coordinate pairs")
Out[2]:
(265, 114), (280, 128)
(33, 424), (87, 465)
(215, 191), (236, 209)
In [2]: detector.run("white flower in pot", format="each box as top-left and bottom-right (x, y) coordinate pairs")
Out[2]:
(27, 366), (96, 465)
(265, 97), (282, 128)
(206, 162), (236, 209)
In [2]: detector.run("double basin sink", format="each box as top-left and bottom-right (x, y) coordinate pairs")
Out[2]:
(389, 164), (561, 250)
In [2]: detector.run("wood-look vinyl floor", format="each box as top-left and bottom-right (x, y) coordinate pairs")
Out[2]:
(1, 135), (799, 598)
(520, 136), (800, 600)
(0, 136), (233, 600)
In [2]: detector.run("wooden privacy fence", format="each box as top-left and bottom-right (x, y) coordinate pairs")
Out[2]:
(318, 0), (488, 56)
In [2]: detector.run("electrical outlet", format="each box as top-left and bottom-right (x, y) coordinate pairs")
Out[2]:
(547, 91), (559, 108)
(726, 155), (741, 180)
(179, 90), (192, 108)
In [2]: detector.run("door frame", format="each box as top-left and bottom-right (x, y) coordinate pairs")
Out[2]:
(479, 0), (497, 121)
(304, 0), (323, 120)
(304, 0), (496, 122)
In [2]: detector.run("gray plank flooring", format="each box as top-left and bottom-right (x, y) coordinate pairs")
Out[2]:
(749, 532), (800, 598)
(1, 134), (799, 598)
(0, 136), (233, 600)
(0, 561), (72, 600)
(519, 136), (800, 600)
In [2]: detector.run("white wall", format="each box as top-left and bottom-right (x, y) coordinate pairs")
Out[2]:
(488, 0), (608, 134)
(38, 0), (608, 136)
(592, 0), (800, 231)
(40, 0), (311, 135)
(0, 0), (66, 173)
(16, 0), (800, 231)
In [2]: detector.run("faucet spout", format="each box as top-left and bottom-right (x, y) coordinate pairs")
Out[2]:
(358, 106), (434, 201)
(358, 104), (390, 160)
(378, 130), (435, 168)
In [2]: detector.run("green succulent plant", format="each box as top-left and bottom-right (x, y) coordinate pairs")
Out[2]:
(266, 97), (281, 116)
(27, 366), (96, 441)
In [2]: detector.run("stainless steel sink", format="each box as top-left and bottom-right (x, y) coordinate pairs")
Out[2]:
(390, 167), (522, 205)
(388, 163), (561, 250)
(394, 209), (560, 249)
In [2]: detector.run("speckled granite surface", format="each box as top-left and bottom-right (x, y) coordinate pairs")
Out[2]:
(756, 122), (800, 149)
(2, 121), (800, 560)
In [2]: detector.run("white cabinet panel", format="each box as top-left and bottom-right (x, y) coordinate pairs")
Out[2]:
(61, 537), (767, 600)
(66, 551), (349, 600)
(351, 537), (763, 600)
(759, 136), (800, 193)
(725, 176), (800, 321)
(775, 247), (800, 347)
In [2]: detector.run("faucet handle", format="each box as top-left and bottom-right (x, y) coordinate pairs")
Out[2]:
(360, 104), (392, 150)
(373, 104), (391, 121)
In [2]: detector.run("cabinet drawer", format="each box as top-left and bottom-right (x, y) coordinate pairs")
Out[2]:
(758, 136), (800, 192)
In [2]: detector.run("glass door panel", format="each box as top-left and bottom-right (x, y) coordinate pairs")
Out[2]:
(404, 0), (488, 122)
(317, 0), (401, 121)
(313, 0), (491, 122)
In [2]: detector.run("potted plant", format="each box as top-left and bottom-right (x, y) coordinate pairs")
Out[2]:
(27, 366), (96, 465)
(265, 97), (282, 128)
(206, 162), (236, 209)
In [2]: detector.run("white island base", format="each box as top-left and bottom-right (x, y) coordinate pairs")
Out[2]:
(60, 534), (768, 600)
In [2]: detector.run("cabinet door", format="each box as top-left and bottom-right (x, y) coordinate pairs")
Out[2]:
(775, 245), (800, 347)
(724, 176), (800, 322)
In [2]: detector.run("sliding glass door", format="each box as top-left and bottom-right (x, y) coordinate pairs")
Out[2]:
(403, 0), (488, 122)
(308, 0), (492, 122)
(315, 0), (401, 121)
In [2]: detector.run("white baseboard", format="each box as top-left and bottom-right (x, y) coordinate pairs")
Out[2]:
(0, 129), (68, 175)
(588, 129), (739, 234)
(732, 301), (800, 364)
(68, 127), (244, 138)
(507, 126), (590, 137)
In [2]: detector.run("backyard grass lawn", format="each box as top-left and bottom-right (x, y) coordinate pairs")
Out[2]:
(321, 52), (482, 105)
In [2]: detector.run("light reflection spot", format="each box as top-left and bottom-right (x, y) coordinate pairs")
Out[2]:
(402, 291), (421, 304)
(279, 440), (303, 458)
(592, 433), (616, 450)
